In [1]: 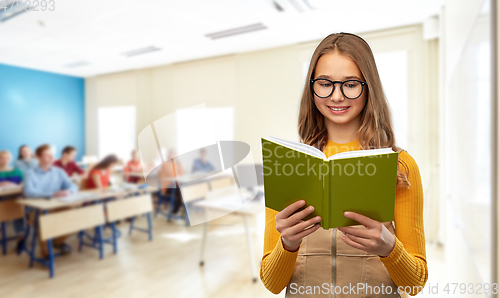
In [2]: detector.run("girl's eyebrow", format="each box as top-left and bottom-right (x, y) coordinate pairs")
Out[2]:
(315, 74), (362, 80)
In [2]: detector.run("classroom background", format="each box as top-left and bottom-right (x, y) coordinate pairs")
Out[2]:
(0, 0), (499, 297)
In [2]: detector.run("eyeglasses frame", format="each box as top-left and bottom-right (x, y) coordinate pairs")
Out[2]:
(309, 78), (367, 100)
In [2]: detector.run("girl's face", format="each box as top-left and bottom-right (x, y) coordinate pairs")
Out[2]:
(312, 51), (367, 127)
(0, 153), (11, 168)
(21, 146), (32, 159)
(131, 151), (139, 162)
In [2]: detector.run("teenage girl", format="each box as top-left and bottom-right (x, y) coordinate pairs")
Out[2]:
(87, 154), (119, 189)
(14, 145), (38, 176)
(260, 33), (428, 297)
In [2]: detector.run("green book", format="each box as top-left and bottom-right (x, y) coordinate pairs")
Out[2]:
(261, 136), (399, 229)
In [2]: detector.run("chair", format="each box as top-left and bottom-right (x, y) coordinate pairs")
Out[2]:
(0, 200), (24, 255)
(39, 204), (106, 278)
(155, 188), (170, 218)
(105, 194), (154, 254)
(78, 177), (126, 247)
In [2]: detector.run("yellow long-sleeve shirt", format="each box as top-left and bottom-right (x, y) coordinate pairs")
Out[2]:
(260, 138), (428, 296)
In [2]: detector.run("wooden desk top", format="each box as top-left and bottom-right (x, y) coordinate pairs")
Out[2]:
(17, 185), (154, 211)
(0, 185), (23, 197)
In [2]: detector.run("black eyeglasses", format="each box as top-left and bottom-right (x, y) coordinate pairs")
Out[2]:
(310, 78), (367, 99)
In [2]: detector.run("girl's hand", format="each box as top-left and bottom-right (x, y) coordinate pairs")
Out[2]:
(338, 211), (396, 257)
(275, 200), (322, 252)
(53, 190), (71, 198)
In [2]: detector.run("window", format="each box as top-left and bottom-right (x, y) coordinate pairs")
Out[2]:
(374, 50), (408, 149)
(175, 106), (234, 154)
(98, 106), (136, 161)
(175, 106), (234, 171)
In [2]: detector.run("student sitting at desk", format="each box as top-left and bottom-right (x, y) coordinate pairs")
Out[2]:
(87, 154), (118, 189)
(53, 146), (84, 177)
(24, 144), (78, 257)
(0, 150), (24, 186)
(124, 150), (142, 183)
(14, 145), (38, 177)
(0, 150), (25, 254)
(159, 149), (184, 216)
(191, 148), (215, 173)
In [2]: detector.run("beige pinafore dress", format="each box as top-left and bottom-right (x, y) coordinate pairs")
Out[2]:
(285, 221), (410, 298)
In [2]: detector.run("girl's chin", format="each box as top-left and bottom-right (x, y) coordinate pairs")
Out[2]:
(325, 117), (353, 125)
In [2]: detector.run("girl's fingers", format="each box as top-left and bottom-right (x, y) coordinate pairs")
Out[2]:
(343, 211), (377, 229)
(341, 233), (366, 250)
(338, 226), (371, 239)
(289, 216), (321, 236)
(340, 231), (370, 247)
(289, 223), (321, 242)
(286, 205), (316, 225)
(277, 200), (305, 219)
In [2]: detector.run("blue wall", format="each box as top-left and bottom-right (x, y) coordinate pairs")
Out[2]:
(0, 64), (85, 164)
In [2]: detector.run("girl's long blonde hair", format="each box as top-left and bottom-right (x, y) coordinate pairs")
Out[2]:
(298, 32), (410, 188)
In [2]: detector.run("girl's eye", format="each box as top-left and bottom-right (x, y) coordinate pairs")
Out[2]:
(320, 83), (332, 87)
(345, 83), (359, 88)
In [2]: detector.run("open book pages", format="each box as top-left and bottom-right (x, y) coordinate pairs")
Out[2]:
(104, 183), (138, 193)
(263, 136), (394, 161)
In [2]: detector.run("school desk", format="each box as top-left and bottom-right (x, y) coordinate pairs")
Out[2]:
(156, 172), (234, 225)
(0, 185), (24, 255)
(17, 186), (153, 278)
(0, 185), (23, 197)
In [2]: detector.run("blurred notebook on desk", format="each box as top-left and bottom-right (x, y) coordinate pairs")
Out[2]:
(261, 136), (399, 229)
(56, 192), (97, 203)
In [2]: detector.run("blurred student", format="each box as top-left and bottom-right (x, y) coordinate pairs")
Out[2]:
(24, 144), (77, 198)
(0, 150), (25, 254)
(14, 145), (38, 176)
(53, 146), (84, 177)
(124, 150), (142, 183)
(158, 148), (184, 215)
(191, 148), (215, 173)
(0, 150), (24, 186)
(87, 154), (118, 189)
(24, 144), (78, 257)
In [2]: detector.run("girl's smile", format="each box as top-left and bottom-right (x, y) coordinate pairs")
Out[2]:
(327, 105), (351, 114)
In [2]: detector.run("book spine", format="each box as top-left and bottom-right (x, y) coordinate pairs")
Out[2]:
(323, 160), (331, 229)
(322, 164), (325, 229)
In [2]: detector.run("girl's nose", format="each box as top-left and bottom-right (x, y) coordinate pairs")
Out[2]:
(330, 84), (344, 102)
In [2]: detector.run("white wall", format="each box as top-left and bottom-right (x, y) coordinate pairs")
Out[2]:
(439, 0), (496, 290)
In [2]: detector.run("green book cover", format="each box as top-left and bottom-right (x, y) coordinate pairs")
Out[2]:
(261, 136), (398, 229)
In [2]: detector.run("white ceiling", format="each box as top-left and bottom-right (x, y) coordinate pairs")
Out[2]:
(0, 0), (443, 78)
